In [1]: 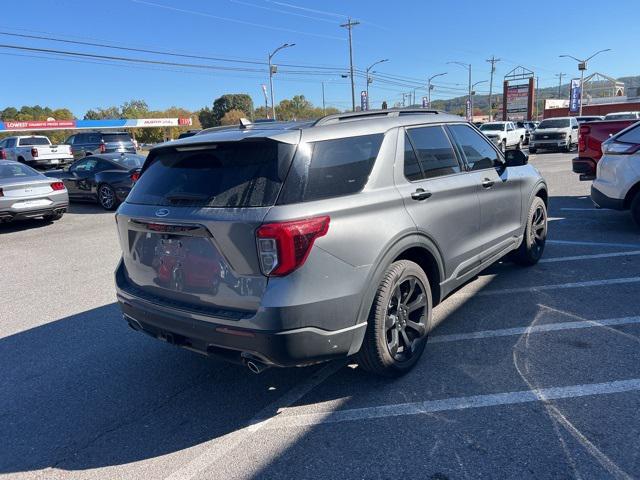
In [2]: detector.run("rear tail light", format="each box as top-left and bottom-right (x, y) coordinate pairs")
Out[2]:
(579, 125), (590, 152)
(50, 182), (66, 191)
(0, 150), (6, 160)
(31, 147), (39, 158)
(99, 142), (106, 154)
(0, 188), (3, 197)
(602, 141), (640, 155)
(256, 216), (330, 276)
(130, 171), (140, 182)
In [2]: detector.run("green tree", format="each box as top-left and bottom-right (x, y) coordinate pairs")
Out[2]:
(198, 106), (216, 129)
(211, 94), (253, 125)
(220, 109), (247, 126)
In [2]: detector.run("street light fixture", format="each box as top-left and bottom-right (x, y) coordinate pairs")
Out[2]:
(427, 72), (447, 108)
(268, 43), (296, 120)
(471, 80), (488, 119)
(365, 59), (388, 110)
(448, 61), (472, 120)
(559, 49), (611, 115)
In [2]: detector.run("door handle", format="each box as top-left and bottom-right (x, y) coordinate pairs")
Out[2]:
(481, 178), (495, 189)
(411, 188), (432, 201)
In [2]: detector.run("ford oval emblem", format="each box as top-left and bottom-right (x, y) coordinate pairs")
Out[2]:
(155, 208), (170, 217)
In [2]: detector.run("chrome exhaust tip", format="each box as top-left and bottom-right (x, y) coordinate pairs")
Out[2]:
(243, 356), (270, 374)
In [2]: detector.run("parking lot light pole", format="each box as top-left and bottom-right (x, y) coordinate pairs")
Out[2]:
(427, 72), (447, 109)
(365, 59), (388, 110)
(471, 80), (488, 119)
(268, 43), (295, 120)
(559, 49), (611, 116)
(448, 61), (472, 120)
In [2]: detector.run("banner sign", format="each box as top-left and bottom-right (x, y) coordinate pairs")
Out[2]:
(360, 90), (368, 111)
(0, 117), (193, 132)
(569, 79), (582, 114)
(506, 84), (530, 115)
(422, 97), (428, 108)
(465, 99), (472, 120)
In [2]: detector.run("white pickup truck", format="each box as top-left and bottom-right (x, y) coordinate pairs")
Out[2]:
(0, 135), (74, 169)
(479, 121), (527, 152)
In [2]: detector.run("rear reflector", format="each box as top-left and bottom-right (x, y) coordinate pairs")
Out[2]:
(50, 182), (66, 191)
(130, 171), (140, 182)
(256, 216), (330, 276)
(31, 147), (39, 158)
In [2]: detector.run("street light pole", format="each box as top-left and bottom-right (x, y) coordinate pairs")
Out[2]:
(472, 80), (488, 119)
(340, 18), (360, 111)
(427, 72), (447, 108)
(486, 55), (500, 121)
(268, 43), (295, 120)
(448, 61), (472, 120)
(560, 49), (611, 116)
(365, 58), (388, 111)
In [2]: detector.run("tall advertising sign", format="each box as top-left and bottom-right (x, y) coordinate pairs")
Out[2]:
(569, 79), (582, 114)
(506, 84), (530, 119)
(360, 90), (368, 111)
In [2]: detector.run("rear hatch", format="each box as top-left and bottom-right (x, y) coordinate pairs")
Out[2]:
(102, 133), (136, 154)
(116, 138), (297, 314)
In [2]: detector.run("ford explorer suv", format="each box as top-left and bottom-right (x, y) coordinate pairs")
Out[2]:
(114, 109), (548, 377)
(529, 117), (579, 153)
(65, 131), (136, 159)
(0, 136), (74, 169)
(479, 121), (526, 151)
(591, 121), (640, 227)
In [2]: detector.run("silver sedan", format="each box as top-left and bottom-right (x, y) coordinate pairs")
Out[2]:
(0, 161), (69, 223)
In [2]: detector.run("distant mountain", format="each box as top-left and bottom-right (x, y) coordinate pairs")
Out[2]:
(421, 75), (640, 115)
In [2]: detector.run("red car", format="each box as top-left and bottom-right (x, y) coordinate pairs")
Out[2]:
(572, 119), (638, 180)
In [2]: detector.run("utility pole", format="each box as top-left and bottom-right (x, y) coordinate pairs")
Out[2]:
(268, 43), (295, 120)
(486, 55), (501, 121)
(535, 76), (539, 119)
(321, 81), (326, 115)
(555, 72), (566, 98)
(340, 18), (360, 111)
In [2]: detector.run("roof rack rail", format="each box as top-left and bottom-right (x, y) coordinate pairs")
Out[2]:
(313, 108), (441, 126)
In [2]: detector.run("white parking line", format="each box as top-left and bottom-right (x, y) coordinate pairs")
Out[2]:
(164, 360), (346, 480)
(429, 316), (640, 344)
(269, 379), (640, 430)
(540, 250), (640, 263)
(548, 239), (640, 249)
(470, 277), (640, 297)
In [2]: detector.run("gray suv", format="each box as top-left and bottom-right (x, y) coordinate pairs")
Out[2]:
(65, 131), (136, 159)
(114, 109), (548, 377)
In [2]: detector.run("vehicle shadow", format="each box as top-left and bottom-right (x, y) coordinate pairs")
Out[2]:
(0, 217), (55, 234)
(0, 303), (319, 474)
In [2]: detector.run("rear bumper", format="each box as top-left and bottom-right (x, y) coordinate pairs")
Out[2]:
(591, 185), (625, 210)
(529, 140), (567, 149)
(25, 158), (74, 169)
(115, 261), (366, 367)
(0, 203), (67, 221)
(572, 157), (597, 180)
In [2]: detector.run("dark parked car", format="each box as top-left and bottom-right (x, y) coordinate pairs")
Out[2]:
(65, 131), (136, 160)
(47, 153), (145, 210)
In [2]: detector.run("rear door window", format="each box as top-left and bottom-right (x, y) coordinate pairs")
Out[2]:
(404, 126), (460, 179)
(127, 140), (296, 207)
(278, 133), (384, 203)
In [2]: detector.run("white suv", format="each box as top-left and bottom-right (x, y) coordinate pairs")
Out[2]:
(591, 121), (640, 226)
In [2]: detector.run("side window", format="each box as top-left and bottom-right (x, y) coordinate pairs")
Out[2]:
(72, 158), (98, 173)
(96, 160), (113, 172)
(403, 133), (423, 181)
(405, 126), (460, 180)
(0, 140), (5, 148)
(6, 138), (16, 148)
(448, 124), (502, 171)
(66, 135), (75, 145)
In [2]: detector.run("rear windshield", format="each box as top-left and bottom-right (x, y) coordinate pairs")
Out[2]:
(604, 113), (638, 120)
(480, 124), (504, 131)
(112, 154), (145, 169)
(538, 119), (570, 129)
(18, 137), (50, 146)
(0, 163), (40, 179)
(615, 124), (640, 144)
(127, 140), (296, 208)
(102, 133), (133, 143)
(278, 133), (384, 204)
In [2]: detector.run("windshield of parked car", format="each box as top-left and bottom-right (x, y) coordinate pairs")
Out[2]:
(112, 154), (145, 169)
(604, 113), (638, 120)
(537, 119), (570, 129)
(18, 137), (50, 146)
(480, 123), (505, 131)
(0, 163), (40, 179)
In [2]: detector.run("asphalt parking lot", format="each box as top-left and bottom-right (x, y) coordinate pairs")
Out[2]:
(2, 151), (640, 480)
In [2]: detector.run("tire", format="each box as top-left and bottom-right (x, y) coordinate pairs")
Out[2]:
(513, 196), (548, 266)
(565, 136), (573, 152)
(356, 260), (432, 377)
(529, 147), (537, 154)
(43, 211), (64, 221)
(631, 192), (640, 228)
(97, 183), (118, 210)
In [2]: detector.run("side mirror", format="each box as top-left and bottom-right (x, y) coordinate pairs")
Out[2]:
(504, 149), (528, 167)
(573, 125), (579, 129)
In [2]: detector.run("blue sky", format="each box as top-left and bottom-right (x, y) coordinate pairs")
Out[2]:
(1, 0), (639, 117)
